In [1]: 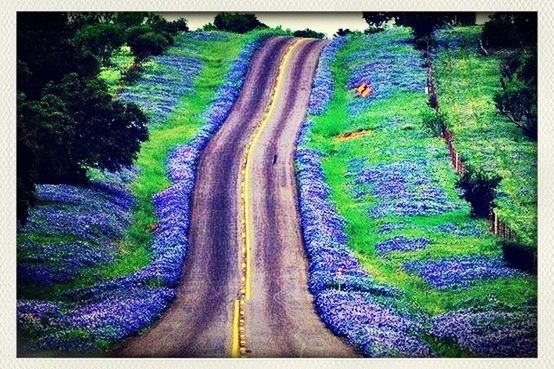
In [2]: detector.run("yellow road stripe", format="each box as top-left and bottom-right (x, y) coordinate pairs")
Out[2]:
(243, 39), (305, 301)
(230, 38), (306, 358)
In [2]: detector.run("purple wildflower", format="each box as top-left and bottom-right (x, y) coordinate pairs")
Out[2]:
(403, 256), (526, 289)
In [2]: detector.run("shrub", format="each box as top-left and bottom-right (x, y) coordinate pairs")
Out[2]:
(293, 28), (326, 39)
(334, 28), (352, 37)
(213, 12), (267, 33)
(362, 12), (476, 48)
(502, 239), (537, 274)
(421, 110), (445, 136)
(127, 25), (170, 61)
(457, 166), (501, 217)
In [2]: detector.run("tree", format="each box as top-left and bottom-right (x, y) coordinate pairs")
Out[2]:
(481, 12), (537, 50)
(457, 166), (501, 217)
(202, 22), (218, 31)
(126, 24), (170, 61)
(75, 22), (125, 64)
(481, 13), (537, 140)
(362, 12), (475, 46)
(34, 74), (149, 183)
(17, 93), (39, 222)
(166, 18), (189, 34)
(17, 12), (98, 99)
(293, 28), (326, 39)
(334, 28), (352, 37)
(494, 50), (537, 140)
(213, 13), (267, 33)
(115, 12), (148, 28)
(17, 12), (151, 222)
(362, 12), (394, 31)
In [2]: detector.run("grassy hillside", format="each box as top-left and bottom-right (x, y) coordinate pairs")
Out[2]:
(298, 27), (536, 357)
(433, 26), (537, 249)
(17, 30), (278, 353)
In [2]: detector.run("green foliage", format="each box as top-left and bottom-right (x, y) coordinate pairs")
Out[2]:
(362, 12), (476, 46)
(502, 239), (536, 272)
(433, 26), (537, 248)
(494, 48), (537, 140)
(457, 166), (501, 217)
(481, 12), (537, 50)
(16, 12), (153, 222)
(201, 22), (218, 31)
(20, 73), (149, 185)
(335, 28), (352, 37)
(17, 12), (99, 99)
(74, 22), (124, 64)
(127, 25), (170, 60)
(73, 12), (189, 63)
(293, 28), (326, 39)
(17, 93), (38, 222)
(98, 46), (134, 94)
(421, 110), (446, 136)
(213, 12), (267, 33)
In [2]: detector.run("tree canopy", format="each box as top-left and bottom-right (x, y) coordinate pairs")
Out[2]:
(213, 13), (267, 33)
(17, 12), (188, 222)
(293, 28), (326, 39)
(362, 12), (476, 41)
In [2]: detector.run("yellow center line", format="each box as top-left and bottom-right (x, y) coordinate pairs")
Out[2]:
(230, 38), (306, 358)
(244, 38), (305, 300)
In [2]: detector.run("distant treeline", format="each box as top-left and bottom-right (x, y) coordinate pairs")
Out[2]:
(362, 12), (537, 140)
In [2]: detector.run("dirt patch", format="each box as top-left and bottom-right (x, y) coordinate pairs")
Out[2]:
(337, 129), (373, 141)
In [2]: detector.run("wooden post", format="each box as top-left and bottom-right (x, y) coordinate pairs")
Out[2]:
(454, 152), (459, 172)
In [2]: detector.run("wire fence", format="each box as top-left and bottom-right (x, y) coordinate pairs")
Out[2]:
(424, 45), (516, 242)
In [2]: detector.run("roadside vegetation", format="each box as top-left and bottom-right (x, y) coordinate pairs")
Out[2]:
(16, 11), (537, 357)
(433, 24), (537, 253)
(17, 19), (284, 352)
(17, 12), (188, 223)
(298, 24), (536, 357)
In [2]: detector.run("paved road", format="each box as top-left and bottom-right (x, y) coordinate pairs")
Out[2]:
(245, 39), (358, 357)
(113, 37), (358, 358)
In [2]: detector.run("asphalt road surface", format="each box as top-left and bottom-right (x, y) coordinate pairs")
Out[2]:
(113, 36), (358, 358)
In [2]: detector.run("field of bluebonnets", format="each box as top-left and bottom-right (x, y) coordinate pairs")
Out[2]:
(17, 23), (537, 357)
(296, 26), (536, 357)
(16, 29), (283, 353)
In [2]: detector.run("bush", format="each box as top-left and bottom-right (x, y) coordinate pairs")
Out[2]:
(74, 22), (124, 64)
(213, 13), (267, 33)
(201, 22), (217, 31)
(362, 12), (475, 48)
(502, 239), (537, 274)
(334, 28), (352, 37)
(457, 166), (501, 217)
(127, 25), (170, 61)
(293, 28), (326, 39)
(421, 110), (445, 136)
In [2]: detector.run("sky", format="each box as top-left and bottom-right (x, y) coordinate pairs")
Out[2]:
(159, 12), (494, 37)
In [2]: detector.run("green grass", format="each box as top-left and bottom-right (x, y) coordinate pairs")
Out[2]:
(301, 30), (537, 355)
(433, 26), (537, 249)
(87, 32), (260, 284)
(98, 45), (134, 94)
(17, 31), (275, 300)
